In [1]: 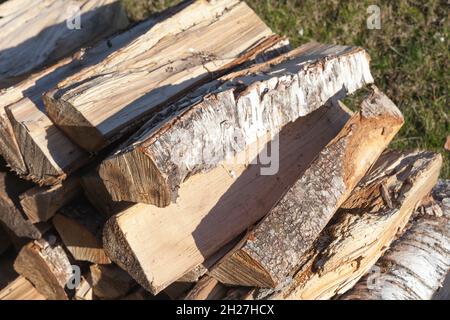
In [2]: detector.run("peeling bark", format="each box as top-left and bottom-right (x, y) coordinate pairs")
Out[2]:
(103, 102), (352, 294)
(211, 87), (403, 288)
(99, 42), (373, 205)
(13, 234), (73, 300)
(342, 179), (450, 300)
(44, 0), (276, 152)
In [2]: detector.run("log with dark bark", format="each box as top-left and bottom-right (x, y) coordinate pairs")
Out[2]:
(13, 234), (73, 300)
(0, 171), (49, 239)
(53, 197), (110, 264)
(19, 177), (81, 223)
(98, 42), (373, 205)
(103, 100), (353, 294)
(44, 0), (279, 153)
(0, 0), (128, 89)
(211, 86), (404, 288)
(341, 179), (450, 300)
(0, 276), (45, 300)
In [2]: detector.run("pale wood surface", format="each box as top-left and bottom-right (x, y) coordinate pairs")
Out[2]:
(0, 0), (128, 88)
(44, 0), (277, 152)
(99, 42), (373, 205)
(211, 86), (404, 288)
(53, 197), (110, 264)
(0, 276), (45, 300)
(103, 101), (352, 294)
(19, 177), (81, 223)
(342, 179), (450, 300)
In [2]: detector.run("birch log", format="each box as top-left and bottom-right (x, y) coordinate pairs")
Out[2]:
(263, 150), (442, 300)
(13, 234), (73, 300)
(341, 179), (450, 300)
(0, 0), (128, 88)
(19, 177), (81, 223)
(211, 86), (404, 288)
(103, 101), (352, 294)
(0, 171), (49, 239)
(53, 197), (110, 264)
(99, 42), (373, 205)
(44, 0), (278, 152)
(2, 2), (283, 186)
(0, 276), (46, 300)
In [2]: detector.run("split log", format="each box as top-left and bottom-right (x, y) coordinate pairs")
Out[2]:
(0, 276), (45, 300)
(75, 275), (94, 301)
(53, 197), (110, 264)
(341, 179), (450, 300)
(99, 42), (373, 205)
(44, 0), (281, 153)
(103, 100), (353, 294)
(0, 223), (10, 255)
(0, 171), (49, 239)
(0, 5), (178, 185)
(211, 86), (404, 288)
(19, 177), (81, 223)
(0, 0), (128, 88)
(13, 234), (73, 300)
(184, 276), (227, 300)
(263, 150), (442, 300)
(89, 264), (135, 299)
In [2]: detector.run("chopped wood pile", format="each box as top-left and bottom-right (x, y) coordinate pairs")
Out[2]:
(0, 0), (448, 300)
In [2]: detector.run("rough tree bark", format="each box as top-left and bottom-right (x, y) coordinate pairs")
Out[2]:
(0, 0), (128, 88)
(13, 234), (73, 300)
(341, 179), (450, 300)
(99, 42), (373, 205)
(211, 87), (404, 288)
(0, 171), (49, 239)
(44, 0), (277, 152)
(103, 101), (353, 294)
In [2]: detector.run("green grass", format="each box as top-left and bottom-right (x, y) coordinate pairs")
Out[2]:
(122, 0), (449, 178)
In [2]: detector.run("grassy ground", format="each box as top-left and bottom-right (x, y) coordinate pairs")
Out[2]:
(122, 0), (449, 177)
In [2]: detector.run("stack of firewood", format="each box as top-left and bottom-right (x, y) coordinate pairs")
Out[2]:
(0, 0), (449, 300)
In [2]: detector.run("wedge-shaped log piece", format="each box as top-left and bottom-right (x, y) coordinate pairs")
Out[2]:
(13, 234), (73, 300)
(342, 179), (450, 300)
(19, 177), (81, 223)
(44, 0), (277, 152)
(0, 276), (45, 300)
(3, 2), (283, 185)
(53, 197), (110, 264)
(0, 0), (128, 88)
(265, 150), (442, 300)
(211, 86), (404, 288)
(0, 171), (49, 239)
(99, 43), (373, 205)
(103, 100), (353, 294)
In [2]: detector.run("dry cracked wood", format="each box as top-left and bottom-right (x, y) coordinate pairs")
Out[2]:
(99, 42), (373, 205)
(13, 234), (73, 300)
(211, 86), (404, 288)
(0, 0), (128, 88)
(263, 150), (442, 300)
(2, 2), (284, 186)
(0, 276), (45, 300)
(53, 197), (110, 264)
(0, 171), (49, 239)
(342, 179), (450, 300)
(103, 100), (353, 294)
(44, 0), (277, 152)
(19, 177), (81, 223)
